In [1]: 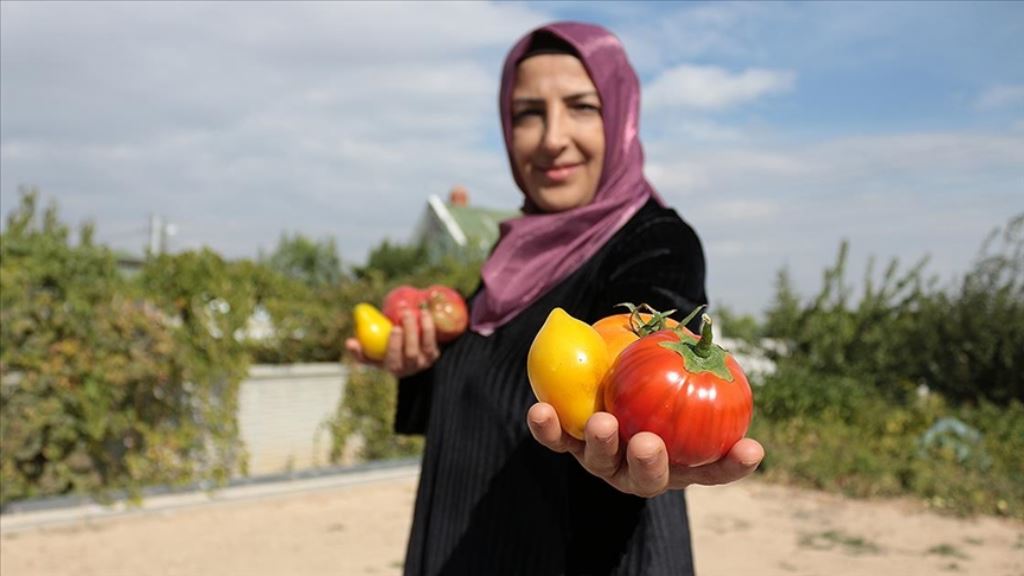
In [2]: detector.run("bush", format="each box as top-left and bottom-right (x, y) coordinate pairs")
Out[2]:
(763, 214), (1024, 405)
(1, 298), (191, 503)
(134, 249), (258, 484)
(752, 213), (1024, 518)
(1, 191), (229, 504)
(325, 362), (423, 463)
(907, 214), (1024, 404)
(0, 189), (487, 503)
(751, 363), (1024, 518)
(1, 190), (265, 505)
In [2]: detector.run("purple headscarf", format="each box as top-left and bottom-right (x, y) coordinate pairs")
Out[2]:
(470, 21), (662, 336)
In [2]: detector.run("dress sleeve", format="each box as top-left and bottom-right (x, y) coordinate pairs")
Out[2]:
(394, 368), (434, 435)
(589, 210), (708, 333)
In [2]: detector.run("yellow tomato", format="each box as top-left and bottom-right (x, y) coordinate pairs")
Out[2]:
(527, 308), (611, 439)
(353, 303), (392, 361)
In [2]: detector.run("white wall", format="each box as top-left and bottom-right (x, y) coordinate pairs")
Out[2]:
(237, 363), (346, 476)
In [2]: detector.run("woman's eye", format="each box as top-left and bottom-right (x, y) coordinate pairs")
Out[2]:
(573, 103), (601, 114)
(512, 109), (543, 124)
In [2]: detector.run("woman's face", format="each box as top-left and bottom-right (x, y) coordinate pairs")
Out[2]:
(510, 54), (605, 213)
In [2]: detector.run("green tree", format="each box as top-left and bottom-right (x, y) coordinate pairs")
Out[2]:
(352, 239), (426, 282)
(264, 232), (342, 288)
(908, 214), (1024, 404)
(762, 267), (802, 340)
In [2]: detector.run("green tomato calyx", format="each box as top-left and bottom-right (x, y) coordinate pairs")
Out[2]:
(661, 309), (734, 382)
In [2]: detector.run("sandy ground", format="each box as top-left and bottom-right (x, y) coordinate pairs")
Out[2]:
(1, 470), (1021, 576)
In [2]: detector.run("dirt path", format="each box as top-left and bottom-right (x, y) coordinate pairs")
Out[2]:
(2, 474), (1021, 576)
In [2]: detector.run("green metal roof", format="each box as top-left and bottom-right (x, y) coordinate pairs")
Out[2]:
(446, 203), (519, 248)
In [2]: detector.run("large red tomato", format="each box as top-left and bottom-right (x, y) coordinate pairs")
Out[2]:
(423, 284), (468, 343)
(382, 285), (426, 326)
(603, 314), (752, 467)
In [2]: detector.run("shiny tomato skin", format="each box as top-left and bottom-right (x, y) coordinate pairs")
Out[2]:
(423, 284), (468, 343)
(353, 303), (393, 361)
(604, 330), (752, 467)
(528, 308), (611, 439)
(382, 285), (426, 326)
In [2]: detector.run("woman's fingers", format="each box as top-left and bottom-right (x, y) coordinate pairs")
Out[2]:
(625, 432), (670, 497)
(529, 403), (763, 496)
(582, 412), (621, 478)
(676, 438), (764, 488)
(351, 310), (441, 378)
(527, 403), (583, 456)
(383, 325), (406, 374)
(345, 337), (382, 367)
(344, 337), (364, 361)
(418, 308), (440, 364)
(401, 311), (420, 361)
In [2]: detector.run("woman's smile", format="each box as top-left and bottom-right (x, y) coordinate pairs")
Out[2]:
(540, 162), (583, 183)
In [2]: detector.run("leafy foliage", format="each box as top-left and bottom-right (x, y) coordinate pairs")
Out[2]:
(762, 217), (1023, 405)
(751, 365), (1023, 519)
(262, 232), (343, 289)
(1, 190), (232, 504)
(325, 362), (423, 463)
(907, 214), (1024, 404)
(134, 249), (258, 484)
(0, 188), (484, 504)
(353, 240), (427, 283)
(754, 213), (1024, 518)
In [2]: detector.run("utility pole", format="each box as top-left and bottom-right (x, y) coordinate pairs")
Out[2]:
(149, 214), (162, 255)
(148, 214), (177, 255)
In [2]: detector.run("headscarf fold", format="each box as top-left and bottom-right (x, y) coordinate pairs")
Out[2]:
(470, 22), (662, 335)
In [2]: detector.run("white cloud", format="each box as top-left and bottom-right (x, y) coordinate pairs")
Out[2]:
(0, 1), (547, 260)
(976, 84), (1024, 110)
(645, 65), (796, 111)
(704, 199), (782, 223)
(2, 1), (1021, 319)
(644, 130), (1024, 314)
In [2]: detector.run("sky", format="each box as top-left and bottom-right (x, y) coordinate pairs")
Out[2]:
(2, 1), (1022, 317)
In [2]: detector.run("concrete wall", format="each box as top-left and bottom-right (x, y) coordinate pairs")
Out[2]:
(237, 363), (347, 476)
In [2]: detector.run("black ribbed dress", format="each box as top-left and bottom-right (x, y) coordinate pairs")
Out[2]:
(396, 200), (708, 576)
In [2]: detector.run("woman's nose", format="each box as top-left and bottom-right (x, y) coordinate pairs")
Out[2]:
(541, 109), (570, 153)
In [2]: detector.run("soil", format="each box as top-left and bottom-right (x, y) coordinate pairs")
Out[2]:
(2, 474), (1021, 576)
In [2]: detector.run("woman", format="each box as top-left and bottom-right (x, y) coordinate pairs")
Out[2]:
(347, 21), (764, 576)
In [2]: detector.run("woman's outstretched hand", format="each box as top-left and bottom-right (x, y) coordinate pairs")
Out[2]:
(345, 308), (441, 378)
(527, 402), (764, 498)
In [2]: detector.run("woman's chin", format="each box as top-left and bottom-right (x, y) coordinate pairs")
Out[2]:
(528, 185), (595, 213)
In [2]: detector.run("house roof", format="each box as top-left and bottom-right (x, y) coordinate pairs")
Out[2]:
(425, 194), (518, 250)
(448, 203), (518, 246)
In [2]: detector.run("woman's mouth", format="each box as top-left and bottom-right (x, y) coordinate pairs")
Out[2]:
(541, 163), (581, 182)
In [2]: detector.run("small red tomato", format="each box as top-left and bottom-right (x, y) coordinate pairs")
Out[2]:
(423, 284), (468, 343)
(603, 312), (752, 467)
(382, 285), (426, 326)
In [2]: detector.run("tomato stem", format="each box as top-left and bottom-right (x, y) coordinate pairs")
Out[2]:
(616, 302), (676, 337)
(695, 314), (714, 358)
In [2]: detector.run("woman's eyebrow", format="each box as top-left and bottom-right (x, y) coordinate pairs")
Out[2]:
(564, 91), (599, 101)
(512, 91), (600, 105)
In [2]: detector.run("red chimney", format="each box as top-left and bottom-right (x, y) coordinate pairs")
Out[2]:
(449, 185), (469, 207)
